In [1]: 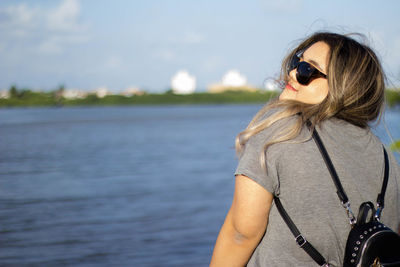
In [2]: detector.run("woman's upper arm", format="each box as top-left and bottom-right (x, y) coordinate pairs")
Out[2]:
(230, 174), (274, 239)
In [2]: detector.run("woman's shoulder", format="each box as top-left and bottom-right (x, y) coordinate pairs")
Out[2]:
(318, 117), (380, 144)
(250, 108), (300, 142)
(317, 118), (387, 165)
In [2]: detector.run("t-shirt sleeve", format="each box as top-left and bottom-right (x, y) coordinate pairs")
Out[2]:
(234, 132), (279, 195)
(392, 154), (400, 224)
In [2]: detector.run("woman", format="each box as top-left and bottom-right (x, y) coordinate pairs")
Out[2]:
(210, 32), (400, 266)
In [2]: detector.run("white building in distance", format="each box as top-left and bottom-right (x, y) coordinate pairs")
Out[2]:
(121, 86), (144, 97)
(171, 70), (196, 94)
(264, 78), (280, 91)
(0, 90), (10, 99)
(222, 69), (247, 87)
(208, 69), (257, 93)
(62, 89), (88, 99)
(95, 87), (110, 98)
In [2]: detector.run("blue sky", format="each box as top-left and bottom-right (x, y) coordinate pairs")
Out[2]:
(1, 0), (399, 92)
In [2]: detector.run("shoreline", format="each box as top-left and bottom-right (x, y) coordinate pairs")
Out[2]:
(0, 90), (279, 108)
(1, 89), (399, 108)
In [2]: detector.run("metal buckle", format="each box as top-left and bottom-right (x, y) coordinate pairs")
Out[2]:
(295, 234), (307, 247)
(342, 201), (356, 226)
(374, 204), (382, 221)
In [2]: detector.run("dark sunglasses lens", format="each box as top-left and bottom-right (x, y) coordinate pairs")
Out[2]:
(288, 55), (300, 74)
(296, 62), (315, 85)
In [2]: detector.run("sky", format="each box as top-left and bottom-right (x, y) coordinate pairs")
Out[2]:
(0, 0), (400, 93)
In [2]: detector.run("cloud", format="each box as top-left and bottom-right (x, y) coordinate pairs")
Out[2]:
(104, 56), (123, 70)
(0, 3), (39, 37)
(0, 0), (90, 55)
(167, 31), (206, 45)
(201, 56), (224, 73)
(393, 37), (400, 61)
(367, 30), (400, 83)
(153, 49), (176, 62)
(38, 38), (63, 54)
(368, 31), (386, 51)
(386, 36), (400, 80)
(262, 0), (303, 12)
(47, 0), (85, 32)
(38, 34), (90, 54)
(181, 32), (205, 44)
(146, 30), (206, 65)
(368, 31), (396, 61)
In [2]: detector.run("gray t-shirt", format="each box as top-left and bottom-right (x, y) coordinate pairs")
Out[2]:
(235, 114), (400, 267)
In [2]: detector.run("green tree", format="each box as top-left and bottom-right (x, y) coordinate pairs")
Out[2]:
(391, 140), (400, 152)
(53, 84), (65, 106)
(9, 85), (18, 98)
(164, 89), (174, 94)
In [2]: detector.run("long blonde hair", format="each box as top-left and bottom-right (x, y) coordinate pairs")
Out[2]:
(236, 32), (386, 167)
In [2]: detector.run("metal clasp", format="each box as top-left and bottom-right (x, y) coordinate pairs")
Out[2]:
(342, 201), (356, 226)
(295, 234), (307, 247)
(374, 204), (382, 221)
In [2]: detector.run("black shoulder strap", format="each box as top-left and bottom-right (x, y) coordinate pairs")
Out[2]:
(312, 128), (390, 218)
(376, 147), (389, 218)
(311, 128), (390, 209)
(311, 128), (349, 204)
(274, 126), (390, 266)
(274, 196), (329, 266)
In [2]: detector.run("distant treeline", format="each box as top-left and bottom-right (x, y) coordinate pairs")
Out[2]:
(385, 90), (400, 107)
(391, 140), (400, 152)
(0, 87), (279, 107)
(1, 86), (400, 108)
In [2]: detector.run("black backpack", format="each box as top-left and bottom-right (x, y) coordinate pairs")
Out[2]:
(274, 128), (400, 266)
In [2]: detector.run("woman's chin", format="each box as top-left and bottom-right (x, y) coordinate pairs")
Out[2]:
(279, 90), (296, 101)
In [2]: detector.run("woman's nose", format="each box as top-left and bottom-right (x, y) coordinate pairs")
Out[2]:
(289, 68), (297, 82)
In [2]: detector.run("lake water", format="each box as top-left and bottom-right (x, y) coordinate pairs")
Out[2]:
(0, 105), (399, 267)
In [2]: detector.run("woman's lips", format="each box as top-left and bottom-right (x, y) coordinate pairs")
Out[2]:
(285, 83), (298, 92)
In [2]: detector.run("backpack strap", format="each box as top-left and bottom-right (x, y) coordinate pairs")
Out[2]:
(311, 127), (349, 204)
(274, 125), (390, 266)
(375, 147), (389, 220)
(311, 128), (356, 225)
(312, 128), (390, 223)
(274, 196), (329, 266)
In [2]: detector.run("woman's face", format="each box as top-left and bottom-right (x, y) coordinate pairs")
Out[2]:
(279, 41), (330, 104)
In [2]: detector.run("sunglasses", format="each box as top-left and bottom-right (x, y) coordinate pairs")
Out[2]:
(288, 52), (327, 85)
